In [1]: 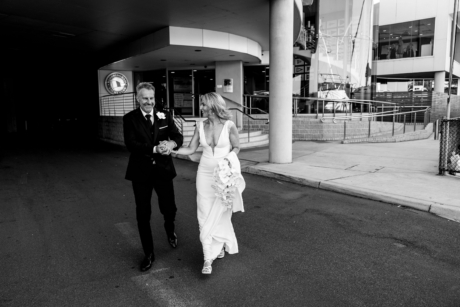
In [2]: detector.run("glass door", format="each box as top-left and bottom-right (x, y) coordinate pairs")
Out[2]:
(193, 70), (215, 117)
(168, 70), (194, 116)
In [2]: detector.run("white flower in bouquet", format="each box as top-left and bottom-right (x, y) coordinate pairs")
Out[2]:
(212, 158), (240, 209)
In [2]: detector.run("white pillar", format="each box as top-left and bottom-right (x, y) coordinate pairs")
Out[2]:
(434, 71), (445, 93)
(269, 0), (293, 163)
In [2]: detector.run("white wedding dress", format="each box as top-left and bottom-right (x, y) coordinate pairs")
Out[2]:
(196, 120), (240, 260)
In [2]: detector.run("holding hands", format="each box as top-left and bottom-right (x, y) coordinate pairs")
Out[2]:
(156, 140), (176, 155)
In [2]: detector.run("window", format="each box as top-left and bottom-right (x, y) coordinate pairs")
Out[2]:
(375, 18), (435, 61)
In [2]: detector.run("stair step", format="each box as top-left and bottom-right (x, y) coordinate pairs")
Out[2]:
(240, 139), (269, 148)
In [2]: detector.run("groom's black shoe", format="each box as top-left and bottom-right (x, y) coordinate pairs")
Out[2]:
(140, 253), (155, 272)
(167, 233), (177, 248)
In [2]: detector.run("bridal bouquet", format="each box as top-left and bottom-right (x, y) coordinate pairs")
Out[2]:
(212, 158), (240, 209)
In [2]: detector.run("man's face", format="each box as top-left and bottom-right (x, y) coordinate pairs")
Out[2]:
(137, 89), (155, 113)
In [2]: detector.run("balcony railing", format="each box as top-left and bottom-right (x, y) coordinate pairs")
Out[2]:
(99, 92), (137, 116)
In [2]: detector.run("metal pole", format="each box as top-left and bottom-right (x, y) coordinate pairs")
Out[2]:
(344, 121), (347, 140)
(316, 99), (319, 119)
(447, 0), (459, 119)
(392, 109), (395, 136)
(368, 118), (371, 138)
(322, 100), (325, 118)
(247, 115), (250, 143)
(403, 114), (406, 134)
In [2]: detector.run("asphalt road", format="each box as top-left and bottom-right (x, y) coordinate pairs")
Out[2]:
(1, 137), (460, 307)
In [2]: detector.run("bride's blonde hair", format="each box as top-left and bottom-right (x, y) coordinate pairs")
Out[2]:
(200, 92), (232, 121)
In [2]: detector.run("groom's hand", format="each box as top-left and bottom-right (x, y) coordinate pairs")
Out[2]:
(158, 140), (176, 155)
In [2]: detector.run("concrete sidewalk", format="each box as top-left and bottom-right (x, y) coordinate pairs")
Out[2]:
(176, 138), (460, 223)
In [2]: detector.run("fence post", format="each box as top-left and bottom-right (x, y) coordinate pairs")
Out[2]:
(412, 107), (416, 131)
(322, 100), (325, 118)
(403, 114), (406, 134)
(438, 117), (447, 175)
(434, 119), (438, 140)
(344, 121), (347, 140)
(392, 109), (395, 136)
(316, 100), (319, 119)
(368, 118), (371, 138)
(350, 102), (353, 120)
(247, 115), (250, 143)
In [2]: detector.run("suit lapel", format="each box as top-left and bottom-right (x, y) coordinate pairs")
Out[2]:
(152, 108), (159, 144)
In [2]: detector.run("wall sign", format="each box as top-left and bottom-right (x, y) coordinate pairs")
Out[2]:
(224, 78), (233, 93)
(105, 72), (129, 95)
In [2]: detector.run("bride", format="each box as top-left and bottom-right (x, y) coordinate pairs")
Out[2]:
(172, 92), (245, 274)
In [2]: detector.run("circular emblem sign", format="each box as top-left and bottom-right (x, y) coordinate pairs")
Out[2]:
(105, 72), (129, 95)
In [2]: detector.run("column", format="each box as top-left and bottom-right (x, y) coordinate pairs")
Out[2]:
(269, 0), (293, 163)
(434, 71), (445, 93)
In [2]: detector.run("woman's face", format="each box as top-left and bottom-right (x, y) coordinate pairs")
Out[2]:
(200, 100), (212, 117)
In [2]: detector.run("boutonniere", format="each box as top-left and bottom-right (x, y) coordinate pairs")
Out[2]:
(156, 112), (166, 120)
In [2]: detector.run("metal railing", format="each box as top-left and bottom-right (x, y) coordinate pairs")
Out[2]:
(324, 105), (431, 139)
(438, 117), (460, 175)
(99, 92), (136, 116)
(164, 107), (197, 135)
(228, 108), (269, 143)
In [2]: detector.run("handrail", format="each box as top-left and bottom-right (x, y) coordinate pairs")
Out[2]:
(163, 107), (197, 124)
(323, 106), (430, 123)
(223, 96), (269, 116)
(228, 108), (269, 123)
(229, 107), (269, 144)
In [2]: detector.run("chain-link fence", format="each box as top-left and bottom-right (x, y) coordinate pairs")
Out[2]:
(439, 117), (460, 175)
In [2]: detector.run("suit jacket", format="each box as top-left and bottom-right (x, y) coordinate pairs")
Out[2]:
(123, 108), (183, 182)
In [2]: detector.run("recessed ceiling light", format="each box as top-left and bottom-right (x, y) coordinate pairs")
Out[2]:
(210, 78), (213, 80)
(171, 71), (175, 73)
(193, 70), (197, 72)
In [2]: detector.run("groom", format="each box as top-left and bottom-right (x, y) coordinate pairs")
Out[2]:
(123, 82), (183, 272)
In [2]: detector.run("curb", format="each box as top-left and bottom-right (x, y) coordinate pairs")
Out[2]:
(242, 165), (460, 223)
(175, 155), (460, 224)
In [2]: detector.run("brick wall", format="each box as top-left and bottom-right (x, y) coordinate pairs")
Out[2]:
(431, 93), (460, 122)
(98, 116), (124, 146)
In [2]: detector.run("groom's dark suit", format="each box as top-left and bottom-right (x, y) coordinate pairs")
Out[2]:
(123, 107), (183, 257)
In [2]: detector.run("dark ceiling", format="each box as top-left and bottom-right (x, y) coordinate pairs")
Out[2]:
(0, 0), (271, 59)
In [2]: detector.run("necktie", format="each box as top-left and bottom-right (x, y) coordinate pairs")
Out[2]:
(145, 114), (152, 129)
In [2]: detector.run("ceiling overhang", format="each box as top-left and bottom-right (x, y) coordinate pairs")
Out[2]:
(100, 26), (262, 71)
